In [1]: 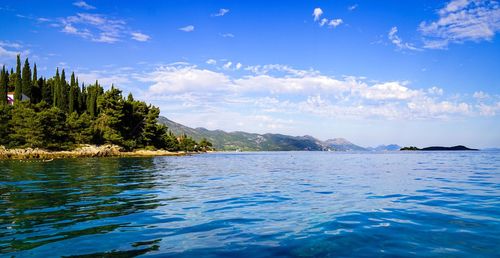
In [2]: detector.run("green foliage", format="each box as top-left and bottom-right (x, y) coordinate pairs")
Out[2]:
(14, 55), (22, 101)
(0, 55), (213, 152)
(21, 58), (32, 100)
(0, 66), (8, 105)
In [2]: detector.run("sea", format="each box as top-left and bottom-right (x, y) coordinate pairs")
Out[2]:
(1, 151), (499, 257)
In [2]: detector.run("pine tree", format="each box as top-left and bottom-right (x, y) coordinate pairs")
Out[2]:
(79, 82), (86, 113)
(14, 55), (22, 101)
(53, 68), (60, 107)
(33, 63), (37, 82)
(0, 66), (8, 105)
(21, 58), (32, 100)
(60, 69), (68, 111)
(69, 72), (77, 113)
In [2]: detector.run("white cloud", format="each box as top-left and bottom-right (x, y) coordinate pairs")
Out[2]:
(359, 82), (422, 100)
(476, 102), (500, 116)
(138, 65), (231, 93)
(60, 13), (127, 43)
(328, 19), (343, 28)
(473, 91), (490, 99)
(206, 59), (217, 65)
(348, 4), (358, 11)
(73, 1), (96, 10)
(419, 0), (500, 49)
(179, 25), (195, 32)
(313, 8), (323, 21)
(220, 33), (235, 38)
(0, 41), (22, 49)
(131, 32), (151, 42)
(388, 26), (420, 51)
(212, 8), (229, 17)
(0, 41), (30, 63)
(428, 86), (444, 95)
(135, 62), (497, 120)
(319, 18), (328, 26)
(313, 8), (343, 29)
(222, 61), (232, 70)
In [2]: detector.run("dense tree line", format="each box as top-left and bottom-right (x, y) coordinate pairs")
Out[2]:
(0, 55), (213, 151)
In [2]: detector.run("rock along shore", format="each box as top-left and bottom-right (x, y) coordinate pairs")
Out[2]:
(0, 145), (189, 160)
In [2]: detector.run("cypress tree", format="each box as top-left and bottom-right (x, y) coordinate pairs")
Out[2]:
(0, 66), (7, 105)
(69, 72), (77, 113)
(14, 55), (22, 101)
(33, 63), (37, 82)
(60, 69), (68, 111)
(53, 68), (60, 107)
(41, 78), (52, 104)
(80, 82), (87, 113)
(21, 58), (32, 100)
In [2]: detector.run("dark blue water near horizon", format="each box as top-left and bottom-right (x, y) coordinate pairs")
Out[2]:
(1, 151), (499, 257)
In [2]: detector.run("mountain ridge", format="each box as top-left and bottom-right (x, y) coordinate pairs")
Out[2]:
(160, 116), (384, 151)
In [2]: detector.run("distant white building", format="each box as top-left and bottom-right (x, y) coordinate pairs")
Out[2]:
(7, 92), (30, 105)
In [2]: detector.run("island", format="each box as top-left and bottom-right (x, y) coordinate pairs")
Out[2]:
(400, 145), (478, 151)
(0, 55), (213, 159)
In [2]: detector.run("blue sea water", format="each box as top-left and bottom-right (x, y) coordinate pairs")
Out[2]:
(0, 151), (499, 257)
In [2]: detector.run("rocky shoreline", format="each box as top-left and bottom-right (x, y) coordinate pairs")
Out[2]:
(0, 145), (189, 160)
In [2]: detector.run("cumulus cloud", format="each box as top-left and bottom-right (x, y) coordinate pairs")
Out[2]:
(313, 8), (323, 21)
(388, 26), (420, 51)
(73, 1), (96, 10)
(328, 19), (343, 28)
(138, 65), (231, 93)
(179, 25), (195, 32)
(313, 8), (343, 29)
(206, 59), (217, 65)
(419, 0), (500, 49)
(136, 62), (497, 120)
(473, 91), (490, 99)
(212, 8), (229, 17)
(0, 41), (30, 64)
(131, 32), (151, 42)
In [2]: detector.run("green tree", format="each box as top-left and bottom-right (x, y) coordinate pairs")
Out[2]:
(53, 68), (61, 108)
(0, 105), (12, 146)
(68, 72), (77, 113)
(94, 86), (125, 145)
(67, 112), (93, 144)
(41, 78), (53, 105)
(21, 58), (32, 100)
(0, 66), (8, 105)
(9, 102), (42, 147)
(14, 55), (22, 101)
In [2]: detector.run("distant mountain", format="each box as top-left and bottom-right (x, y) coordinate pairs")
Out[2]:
(323, 138), (367, 151)
(158, 117), (325, 151)
(366, 144), (402, 151)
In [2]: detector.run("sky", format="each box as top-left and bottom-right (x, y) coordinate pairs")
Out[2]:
(1, 0), (500, 148)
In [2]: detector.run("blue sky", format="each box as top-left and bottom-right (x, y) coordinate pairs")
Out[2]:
(1, 0), (499, 148)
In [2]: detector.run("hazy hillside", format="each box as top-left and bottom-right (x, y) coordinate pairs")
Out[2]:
(159, 117), (397, 152)
(323, 138), (367, 151)
(366, 144), (402, 151)
(158, 117), (325, 151)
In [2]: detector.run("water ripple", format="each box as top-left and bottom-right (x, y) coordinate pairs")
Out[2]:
(1, 152), (499, 257)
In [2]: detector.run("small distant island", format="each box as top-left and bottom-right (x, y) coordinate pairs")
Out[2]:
(400, 145), (478, 151)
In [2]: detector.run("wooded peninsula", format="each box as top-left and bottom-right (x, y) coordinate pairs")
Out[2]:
(0, 55), (212, 158)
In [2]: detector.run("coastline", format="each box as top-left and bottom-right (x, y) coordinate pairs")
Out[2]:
(0, 145), (192, 160)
